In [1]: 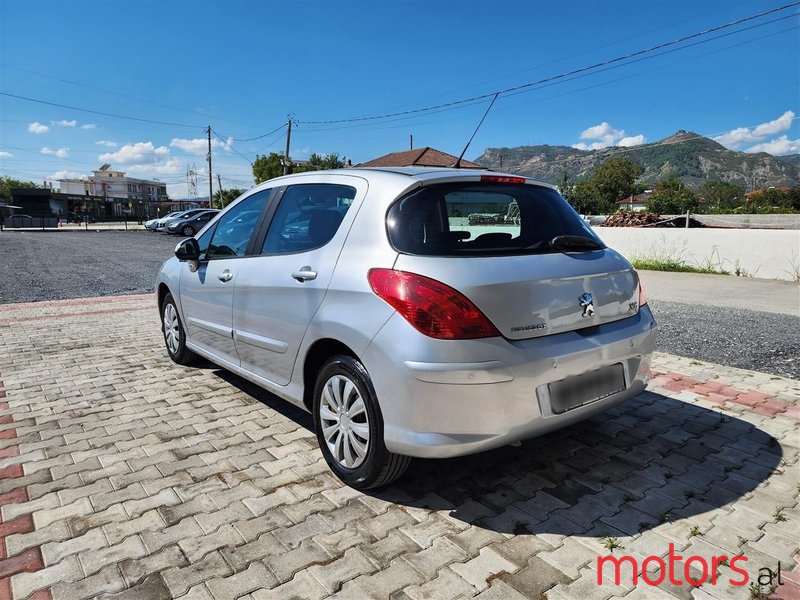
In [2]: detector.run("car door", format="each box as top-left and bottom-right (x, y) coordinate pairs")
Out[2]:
(179, 191), (271, 367)
(233, 177), (367, 386)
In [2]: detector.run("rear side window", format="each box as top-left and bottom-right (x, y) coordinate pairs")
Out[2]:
(261, 183), (355, 255)
(386, 183), (603, 256)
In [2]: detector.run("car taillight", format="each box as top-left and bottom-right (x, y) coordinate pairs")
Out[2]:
(638, 279), (648, 307)
(480, 175), (526, 184)
(368, 269), (500, 340)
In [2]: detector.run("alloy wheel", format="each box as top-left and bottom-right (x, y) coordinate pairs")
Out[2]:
(163, 303), (180, 355)
(319, 374), (370, 469)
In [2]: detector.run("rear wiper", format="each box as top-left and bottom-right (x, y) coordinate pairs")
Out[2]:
(549, 235), (604, 251)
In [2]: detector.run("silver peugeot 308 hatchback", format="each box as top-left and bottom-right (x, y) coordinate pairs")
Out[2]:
(157, 167), (657, 490)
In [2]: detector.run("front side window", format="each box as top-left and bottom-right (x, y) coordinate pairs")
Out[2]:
(207, 191), (269, 259)
(261, 183), (355, 255)
(387, 183), (603, 256)
(195, 226), (214, 261)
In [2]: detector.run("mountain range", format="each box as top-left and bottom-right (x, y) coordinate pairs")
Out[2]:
(474, 131), (800, 189)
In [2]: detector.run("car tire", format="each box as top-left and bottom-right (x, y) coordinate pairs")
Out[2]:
(181, 225), (195, 236)
(161, 293), (197, 366)
(313, 355), (410, 490)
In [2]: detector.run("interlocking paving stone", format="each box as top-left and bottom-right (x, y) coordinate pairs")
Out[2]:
(402, 568), (479, 600)
(205, 561), (278, 600)
(1, 296), (798, 599)
(118, 544), (188, 586)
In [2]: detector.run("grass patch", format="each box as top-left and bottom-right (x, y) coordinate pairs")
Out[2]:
(630, 258), (730, 275)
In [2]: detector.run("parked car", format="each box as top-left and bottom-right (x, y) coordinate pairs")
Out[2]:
(156, 168), (656, 490)
(166, 209), (219, 236)
(145, 211), (182, 231)
(158, 209), (211, 232)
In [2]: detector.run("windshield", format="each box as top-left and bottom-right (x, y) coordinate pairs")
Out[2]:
(386, 183), (604, 256)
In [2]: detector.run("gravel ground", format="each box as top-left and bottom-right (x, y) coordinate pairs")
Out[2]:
(1, 231), (797, 379)
(648, 299), (800, 379)
(0, 231), (177, 303)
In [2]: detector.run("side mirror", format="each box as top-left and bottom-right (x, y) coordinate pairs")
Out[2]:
(175, 237), (200, 260)
(175, 238), (201, 272)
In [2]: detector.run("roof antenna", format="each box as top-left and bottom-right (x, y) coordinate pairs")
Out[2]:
(452, 92), (499, 168)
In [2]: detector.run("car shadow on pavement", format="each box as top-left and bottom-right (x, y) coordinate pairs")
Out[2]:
(214, 370), (781, 537)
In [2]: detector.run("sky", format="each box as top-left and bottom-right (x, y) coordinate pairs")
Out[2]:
(0, 0), (798, 199)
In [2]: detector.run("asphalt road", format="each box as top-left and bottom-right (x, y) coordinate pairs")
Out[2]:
(1, 231), (798, 378)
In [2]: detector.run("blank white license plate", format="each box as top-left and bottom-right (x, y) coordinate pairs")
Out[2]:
(548, 364), (625, 414)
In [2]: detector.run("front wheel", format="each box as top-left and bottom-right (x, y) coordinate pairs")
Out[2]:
(161, 293), (197, 365)
(181, 225), (195, 236)
(313, 355), (410, 490)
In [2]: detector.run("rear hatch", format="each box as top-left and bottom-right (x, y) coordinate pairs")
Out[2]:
(387, 179), (639, 339)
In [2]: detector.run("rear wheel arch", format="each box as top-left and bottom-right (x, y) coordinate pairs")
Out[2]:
(302, 338), (358, 411)
(157, 283), (171, 314)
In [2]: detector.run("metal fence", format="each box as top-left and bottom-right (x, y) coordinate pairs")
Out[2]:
(0, 214), (147, 231)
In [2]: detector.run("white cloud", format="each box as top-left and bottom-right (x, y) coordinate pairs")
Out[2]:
(95, 140), (118, 147)
(579, 122), (625, 145)
(51, 170), (85, 181)
(744, 135), (800, 156)
(572, 141), (608, 151)
(713, 110), (795, 149)
(126, 158), (184, 176)
(51, 119), (77, 127)
(81, 123), (97, 130)
(41, 147), (70, 158)
(99, 141), (169, 164)
(28, 122), (49, 134)
(618, 135), (646, 147)
(170, 137), (225, 155)
(572, 121), (646, 150)
(0, 151), (13, 158)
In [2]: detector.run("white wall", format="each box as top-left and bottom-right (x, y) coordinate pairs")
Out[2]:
(594, 227), (800, 281)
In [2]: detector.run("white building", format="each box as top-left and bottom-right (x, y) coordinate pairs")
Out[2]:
(58, 164), (168, 217)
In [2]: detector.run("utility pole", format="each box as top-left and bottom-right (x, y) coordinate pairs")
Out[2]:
(410, 134), (413, 150)
(216, 174), (224, 208)
(283, 117), (293, 176)
(206, 126), (213, 206)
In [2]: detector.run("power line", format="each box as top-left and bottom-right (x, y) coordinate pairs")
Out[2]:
(500, 14), (798, 102)
(291, 15), (796, 138)
(216, 123), (287, 142)
(0, 64), (264, 128)
(252, 129), (296, 156)
(210, 130), (255, 164)
(298, 3), (799, 125)
(0, 92), (206, 129)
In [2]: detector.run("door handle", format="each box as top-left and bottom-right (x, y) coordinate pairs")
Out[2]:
(218, 270), (233, 282)
(291, 267), (317, 282)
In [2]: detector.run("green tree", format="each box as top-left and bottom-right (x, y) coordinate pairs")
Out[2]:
(787, 186), (800, 211)
(252, 151), (348, 184)
(699, 180), (744, 211)
(252, 153), (285, 184)
(212, 188), (243, 209)
(590, 156), (643, 213)
(0, 176), (38, 202)
(563, 157), (643, 215)
(566, 178), (602, 215)
(646, 177), (699, 214)
(295, 152), (348, 172)
(739, 187), (798, 213)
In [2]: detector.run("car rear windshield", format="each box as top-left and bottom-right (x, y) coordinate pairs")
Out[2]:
(386, 183), (604, 256)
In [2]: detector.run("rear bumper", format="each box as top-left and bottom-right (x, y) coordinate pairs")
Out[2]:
(363, 305), (657, 459)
